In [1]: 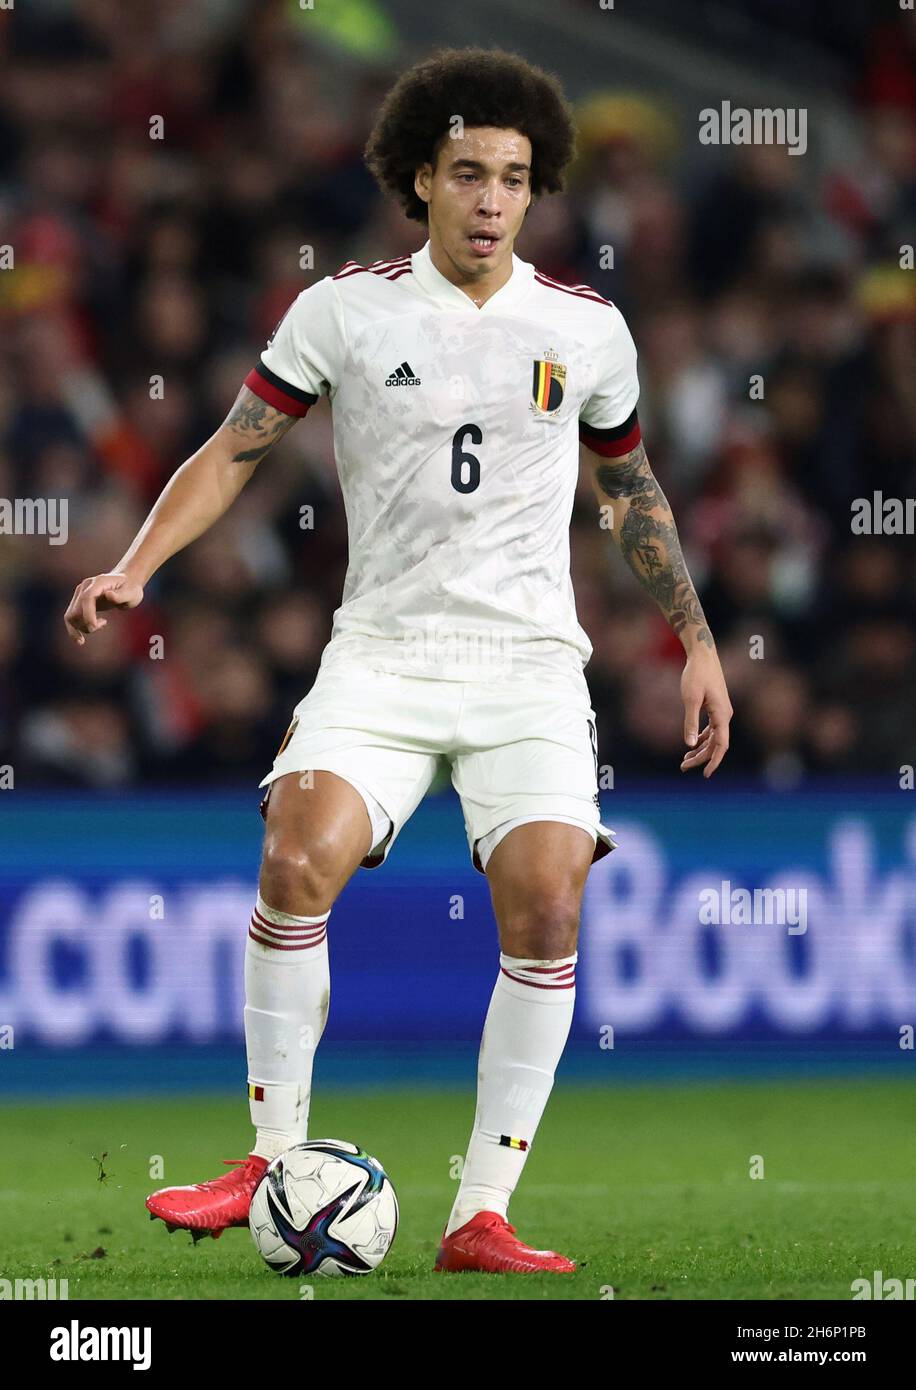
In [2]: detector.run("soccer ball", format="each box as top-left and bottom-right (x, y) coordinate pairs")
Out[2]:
(248, 1139), (399, 1277)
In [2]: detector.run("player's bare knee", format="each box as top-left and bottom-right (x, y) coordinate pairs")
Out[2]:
(259, 836), (341, 916)
(499, 893), (580, 958)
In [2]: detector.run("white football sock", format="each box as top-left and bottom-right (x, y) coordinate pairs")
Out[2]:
(445, 951), (577, 1236)
(245, 893), (330, 1161)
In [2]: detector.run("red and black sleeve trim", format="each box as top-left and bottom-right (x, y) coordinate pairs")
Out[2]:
(243, 360), (319, 418)
(579, 407), (641, 458)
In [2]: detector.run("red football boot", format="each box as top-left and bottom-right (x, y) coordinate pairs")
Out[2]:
(145, 1154), (268, 1241)
(434, 1211), (576, 1273)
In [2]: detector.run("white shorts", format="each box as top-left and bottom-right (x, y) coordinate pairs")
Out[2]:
(258, 661), (616, 876)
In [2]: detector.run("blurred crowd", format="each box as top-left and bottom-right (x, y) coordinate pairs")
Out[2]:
(0, 0), (915, 792)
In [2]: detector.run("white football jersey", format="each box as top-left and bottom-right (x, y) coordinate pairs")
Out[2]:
(245, 240), (641, 682)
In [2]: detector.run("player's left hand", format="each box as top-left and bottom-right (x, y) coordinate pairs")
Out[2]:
(679, 648), (733, 778)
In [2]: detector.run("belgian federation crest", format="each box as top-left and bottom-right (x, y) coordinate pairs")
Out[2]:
(531, 353), (567, 417)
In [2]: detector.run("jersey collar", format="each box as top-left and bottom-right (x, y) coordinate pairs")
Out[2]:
(410, 239), (534, 314)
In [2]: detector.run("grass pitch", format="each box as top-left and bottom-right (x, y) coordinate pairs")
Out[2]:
(1, 1079), (913, 1300)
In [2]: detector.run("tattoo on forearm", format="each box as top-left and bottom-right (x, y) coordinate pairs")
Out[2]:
(594, 442), (713, 647)
(225, 387), (296, 463)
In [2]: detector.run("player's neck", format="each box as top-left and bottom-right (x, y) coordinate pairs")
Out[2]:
(427, 236), (515, 309)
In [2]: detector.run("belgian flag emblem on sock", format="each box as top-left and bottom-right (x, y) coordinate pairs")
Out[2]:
(499, 1135), (529, 1151)
(248, 1084), (265, 1102)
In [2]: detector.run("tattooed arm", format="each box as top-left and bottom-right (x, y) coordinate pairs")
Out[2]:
(65, 387), (297, 643)
(219, 386), (299, 465)
(585, 437), (733, 776)
(589, 438), (713, 646)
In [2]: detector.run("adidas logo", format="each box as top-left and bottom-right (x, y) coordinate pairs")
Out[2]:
(385, 361), (421, 386)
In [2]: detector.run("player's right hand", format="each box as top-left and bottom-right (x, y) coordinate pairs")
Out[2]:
(64, 573), (144, 645)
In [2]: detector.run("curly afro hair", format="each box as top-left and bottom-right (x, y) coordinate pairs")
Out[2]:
(364, 47), (577, 224)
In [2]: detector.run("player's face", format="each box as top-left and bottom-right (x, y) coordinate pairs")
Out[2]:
(416, 127), (532, 282)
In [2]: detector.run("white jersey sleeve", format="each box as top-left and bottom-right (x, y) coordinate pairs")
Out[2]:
(578, 305), (642, 458)
(244, 276), (346, 417)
